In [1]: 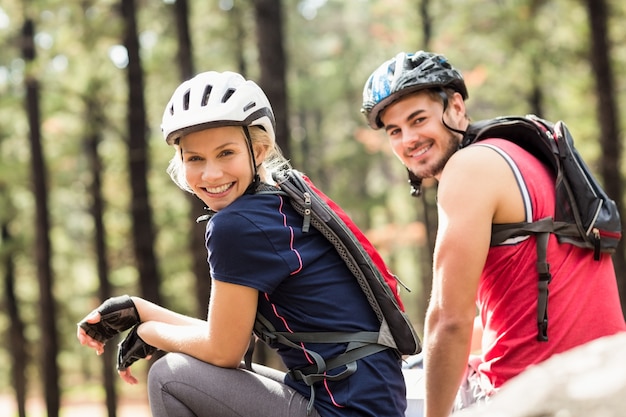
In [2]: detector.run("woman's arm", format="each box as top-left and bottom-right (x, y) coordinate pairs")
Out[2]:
(130, 297), (206, 326)
(79, 280), (259, 384)
(136, 280), (258, 368)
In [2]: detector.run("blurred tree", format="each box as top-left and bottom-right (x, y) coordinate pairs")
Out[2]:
(583, 0), (625, 316)
(83, 77), (118, 416)
(0, 0), (624, 413)
(229, 1), (248, 76)
(169, 0), (212, 319)
(250, 0), (289, 368)
(2, 220), (27, 417)
(174, 0), (194, 80)
(253, 0), (290, 158)
(119, 0), (162, 305)
(415, 0), (437, 325)
(21, 17), (60, 417)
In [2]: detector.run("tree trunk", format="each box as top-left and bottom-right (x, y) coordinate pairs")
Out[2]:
(120, 0), (162, 305)
(174, 0), (193, 80)
(230, 2), (247, 76)
(252, 0), (290, 158)
(170, 0), (212, 318)
(2, 221), (27, 417)
(418, 0), (432, 47)
(417, 0), (436, 326)
(583, 0), (626, 317)
(84, 82), (118, 417)
(22, 18), (60, 417)
(250, 0), (289, 366)
(529, 55), (544, 117)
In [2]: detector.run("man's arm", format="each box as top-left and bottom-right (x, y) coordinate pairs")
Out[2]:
(424, 145), (522, 417)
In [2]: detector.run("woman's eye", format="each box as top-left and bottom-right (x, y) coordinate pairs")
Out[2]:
(185, 155), (201, 162)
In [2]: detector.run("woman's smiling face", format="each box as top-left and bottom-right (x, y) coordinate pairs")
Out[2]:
(180, 126), (254, 211)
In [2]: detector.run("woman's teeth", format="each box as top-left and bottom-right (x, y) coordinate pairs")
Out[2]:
(206, 183), (233, 194)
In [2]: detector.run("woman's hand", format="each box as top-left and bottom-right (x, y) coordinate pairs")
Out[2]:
(118, 367), (139, 385)
(76, 310), (106, 355)
(116, 324), (157, 384)
(77, 295), (141, 356)
(77, 295), (140, 344)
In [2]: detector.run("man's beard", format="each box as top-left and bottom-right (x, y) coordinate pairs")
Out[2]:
(408, 133), (459, 181)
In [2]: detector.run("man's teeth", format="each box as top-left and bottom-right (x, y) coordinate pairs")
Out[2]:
(413, 144), (431, 157)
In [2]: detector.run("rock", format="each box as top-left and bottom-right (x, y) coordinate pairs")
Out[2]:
(454, 332), (626, 417)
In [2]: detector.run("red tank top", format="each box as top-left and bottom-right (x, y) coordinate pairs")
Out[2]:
(474, 139), (626, 389)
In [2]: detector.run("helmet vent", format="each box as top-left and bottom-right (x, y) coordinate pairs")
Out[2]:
(222, 88), (235, 103)
(182, 89), (191, 110)
(201, 84), (212, 106)
(161, 71), (276, 144)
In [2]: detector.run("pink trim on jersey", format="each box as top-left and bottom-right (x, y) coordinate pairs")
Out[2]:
(277, 196), (303, 275)
(263, 293), (315, 365)
(323, 378), (345, 408)
(263, 292), (346, 408)
(262, 295), (347, 408)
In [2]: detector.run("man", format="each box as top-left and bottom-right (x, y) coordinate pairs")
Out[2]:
(361, 50), (626, 417)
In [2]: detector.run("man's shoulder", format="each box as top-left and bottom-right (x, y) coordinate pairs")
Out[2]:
(466, 137), (548, 164)
(440, 143), (528, 224)
(442, 143), (513, 183)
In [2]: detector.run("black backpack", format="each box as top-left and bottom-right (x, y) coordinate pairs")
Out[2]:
(463, 114), (622, 341)
(253, 169), (420, 414)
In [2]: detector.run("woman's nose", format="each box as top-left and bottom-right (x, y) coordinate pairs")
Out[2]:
(200, 161), (221, 180)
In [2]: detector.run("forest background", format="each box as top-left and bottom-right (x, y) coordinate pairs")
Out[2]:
(0, 0), (624, 416)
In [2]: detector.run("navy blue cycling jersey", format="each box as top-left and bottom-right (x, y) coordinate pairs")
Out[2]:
(206, 192), (406, 417)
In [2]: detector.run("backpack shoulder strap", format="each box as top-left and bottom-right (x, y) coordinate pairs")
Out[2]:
(254, 311), (388, 415)
(466, 117), (562, 342)
(273, 169), (420, 355)
(463, 115), (560, 174)
(254, 182), (289, 196)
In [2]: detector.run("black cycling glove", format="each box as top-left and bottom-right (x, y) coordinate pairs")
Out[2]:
(117, 325), (157, 371)
(78, 295), (140, 344)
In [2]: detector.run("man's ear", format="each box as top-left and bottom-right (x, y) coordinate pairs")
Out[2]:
(448, 92), (466, 117)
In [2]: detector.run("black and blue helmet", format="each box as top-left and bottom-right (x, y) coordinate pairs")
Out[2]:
(361, 51), (468, 129)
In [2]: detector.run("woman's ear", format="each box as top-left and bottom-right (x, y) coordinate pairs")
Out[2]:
(254, 145), (268, 164)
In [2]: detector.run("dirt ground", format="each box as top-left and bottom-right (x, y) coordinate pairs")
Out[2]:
(0, 395), (152, 417)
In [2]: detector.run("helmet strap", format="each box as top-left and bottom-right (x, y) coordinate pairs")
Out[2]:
(438, 90), (466, 136)
(407, 90), (466, 198)
(407, 168), (422, 197)
(242, 126), (261, 190)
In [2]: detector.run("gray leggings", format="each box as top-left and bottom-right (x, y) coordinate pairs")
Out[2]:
(148, 353), (321, 417)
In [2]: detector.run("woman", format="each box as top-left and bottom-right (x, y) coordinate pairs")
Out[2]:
(77, 71), (407, 417)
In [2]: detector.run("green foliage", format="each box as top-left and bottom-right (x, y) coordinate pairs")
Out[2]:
(0, 0), (624, 410)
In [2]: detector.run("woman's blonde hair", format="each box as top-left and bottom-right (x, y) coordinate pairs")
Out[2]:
(166, 126), (290, 193)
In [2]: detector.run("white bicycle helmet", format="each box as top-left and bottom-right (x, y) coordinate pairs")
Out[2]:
(161, 71), (276, 145)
